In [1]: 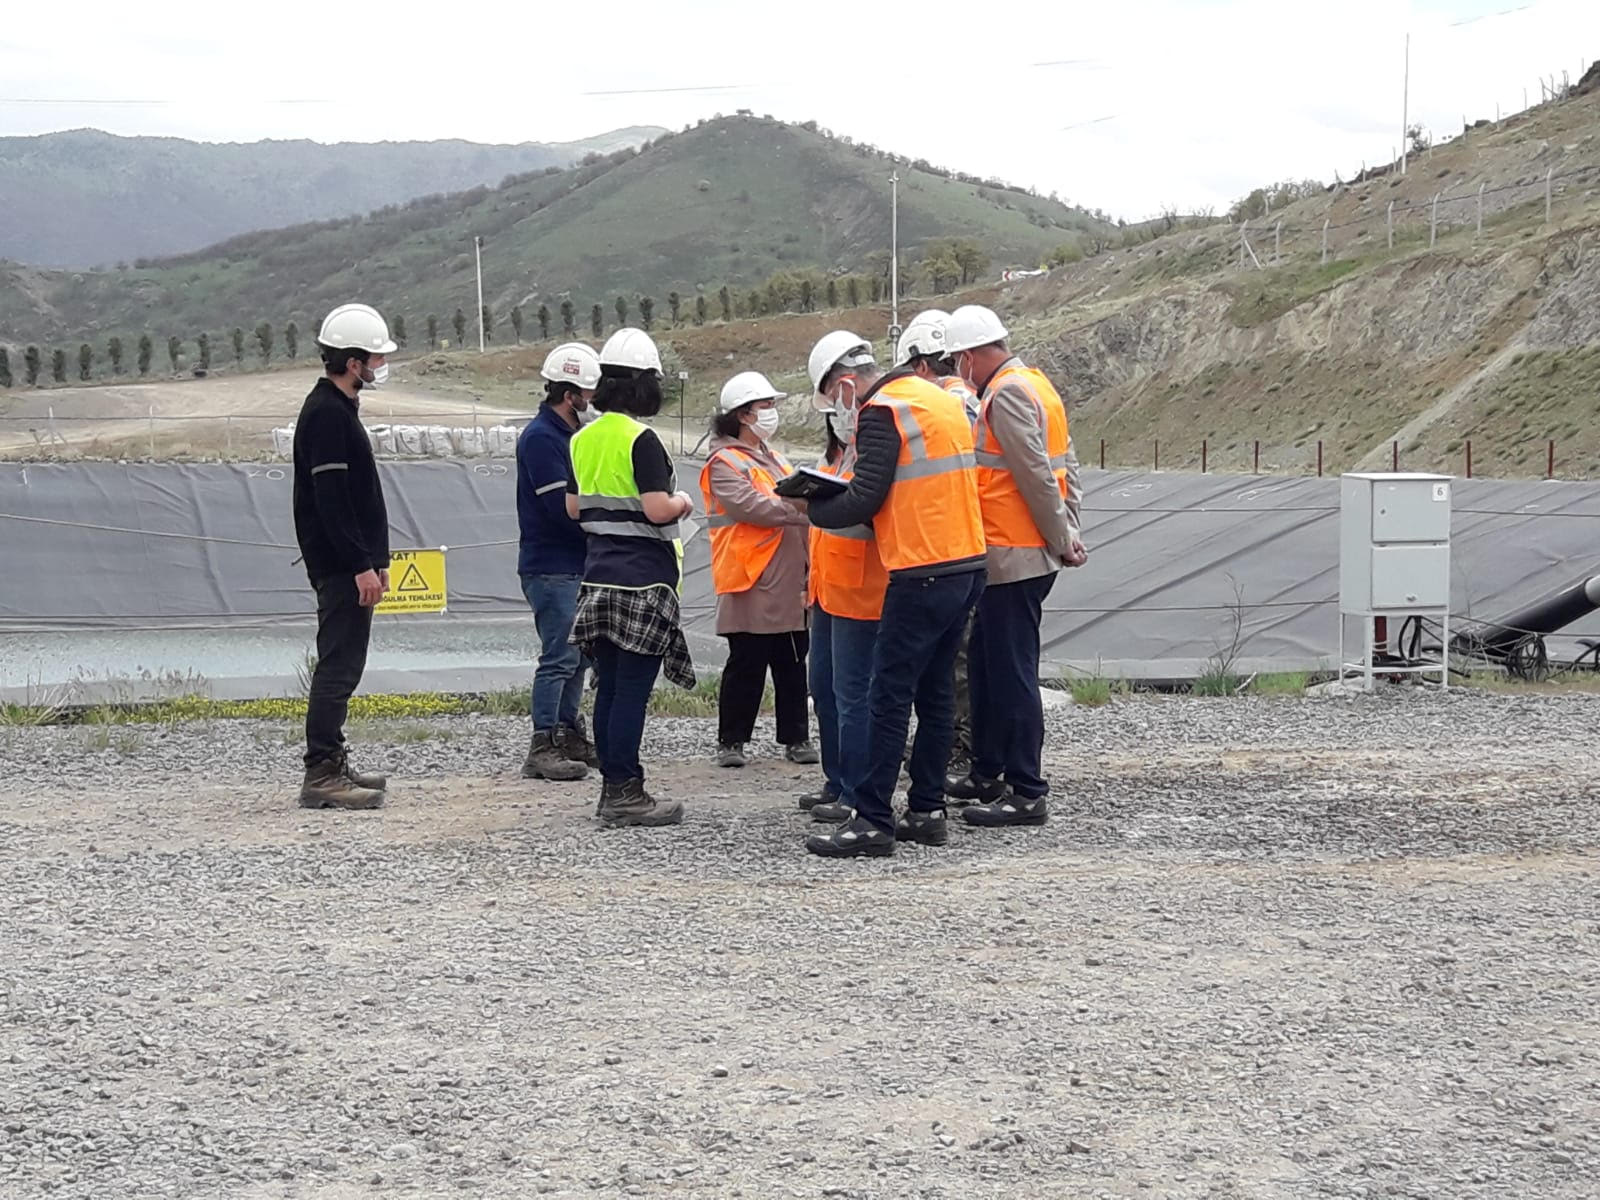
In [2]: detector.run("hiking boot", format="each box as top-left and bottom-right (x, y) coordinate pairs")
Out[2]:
(962, 792), (1049, 828)
(716, 742), (748, 769)
(805, 815), (895, 859)
(335, 748), (387, 792)
(599, 777), (685, 828)
(895, 807), (950, 847)
(810, 799), (854, 824)
(945, 771), (1005, 805)
(798, 785), (840, 811)
(298, 759), (384, 810)
(784, 742), (820, 765)
(557, 719), (600, 768)
(595, 776), (625, 818)
(522, 730), (588, 781)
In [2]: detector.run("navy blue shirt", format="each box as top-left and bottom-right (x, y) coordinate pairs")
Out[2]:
(516, 405), (587, 577)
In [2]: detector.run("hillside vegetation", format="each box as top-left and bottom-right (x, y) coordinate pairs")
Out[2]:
(0, 115), (1115, 351)
(0, 125), (663, 268)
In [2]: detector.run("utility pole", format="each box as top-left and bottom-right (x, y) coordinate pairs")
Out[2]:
(1401, 32), (1410, 176)
(474, 235), (486, 354)
(889, 170), (901, 347)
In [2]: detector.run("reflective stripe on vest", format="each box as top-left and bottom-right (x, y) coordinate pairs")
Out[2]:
(807, 455), (889, 621)
(569, 412), (681, 542)
(940, 375), (980, 425)
(698, 443), (793, 596)
(973, 363), (1071, 550)
(862, 373), (986, 574)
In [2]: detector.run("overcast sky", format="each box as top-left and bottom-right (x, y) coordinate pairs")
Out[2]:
(3, 0), (1595, 220)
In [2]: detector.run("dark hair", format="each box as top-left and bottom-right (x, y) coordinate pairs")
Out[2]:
(712, 403), (750, 440)
(592, 366), (663, 417)
(543, 380), (580, 407)
(320, 344), (370, 376)
(823, 412), (847, 466)
(914, 353), (956, 377)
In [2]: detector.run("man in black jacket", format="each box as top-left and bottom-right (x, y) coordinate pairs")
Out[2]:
(292, 302), (396, 809)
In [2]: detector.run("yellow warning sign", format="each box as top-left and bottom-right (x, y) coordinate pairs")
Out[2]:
(376, 549), (447, 614)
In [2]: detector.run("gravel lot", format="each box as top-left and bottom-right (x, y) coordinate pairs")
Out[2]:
(2, 690), (1597, 1199)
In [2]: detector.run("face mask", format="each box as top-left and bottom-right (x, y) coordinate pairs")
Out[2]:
(368, 362), (389, 387)
(578, 405), (601, 425)
(751, 408), (780, 440)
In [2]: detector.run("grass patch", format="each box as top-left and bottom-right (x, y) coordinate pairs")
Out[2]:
(1065, 676), (1113, 707)
(1253, 671), (1308, 697)
(1458, 669), (1600, 694)
(1191, 666), (1244, 697)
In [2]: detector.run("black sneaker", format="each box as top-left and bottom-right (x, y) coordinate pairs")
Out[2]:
(798, 786), (839, 812)
(806, 816), (896, 858)
(716, 743), (747, 769)
(962, 793), (1049, 827)
(784, 742), (821, 765)
(809, 799), (854, 824)
(945, 771), (1004, 804)
(895, 807), (950, 847)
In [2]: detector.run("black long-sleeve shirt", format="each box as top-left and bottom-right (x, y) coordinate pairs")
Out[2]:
(292, 377), (390, 581)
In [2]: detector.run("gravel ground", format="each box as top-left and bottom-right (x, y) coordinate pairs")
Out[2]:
(2, 690), (1598, 1199)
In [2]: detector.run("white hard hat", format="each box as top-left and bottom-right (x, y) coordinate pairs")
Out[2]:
(895, 309), (951, 367)
(317, 302), (397, 355)
(541, 342), (602, 390)
(719, 370), (785, 414)
(807, 330), (875, 411)
(599, 327), (663, 375)
(943, 305), (1009, 354)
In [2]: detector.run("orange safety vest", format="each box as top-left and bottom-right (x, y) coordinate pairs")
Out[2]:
(973, 362), (1072, 549)
(862, 372), (986, 573)
(807, 451), (889, 622)
(698, 442), (794, 595)
(940, 375), (979, 425)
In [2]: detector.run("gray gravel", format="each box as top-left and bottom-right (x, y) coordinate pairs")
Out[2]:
(2, 690), (1598, 1198)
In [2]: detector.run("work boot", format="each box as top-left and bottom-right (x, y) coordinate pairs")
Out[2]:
(599, 777), (685, 828)
(784, 742), (821, 765)
(298, 758), (384, 810)
(557, 718), (600, 768)
(895, 807), (950, 847)
(798, 784), (840, 812)
(595, 776), (625, 818)
(805, 815), (895, 859)
(962, 792), (1049, 828)
(522, 730), (588, 781)
(716, 742), (747, 768)
(810, 799), (854, 824)
(945, 771), (1005, 805)
(335, 748), (387, 792)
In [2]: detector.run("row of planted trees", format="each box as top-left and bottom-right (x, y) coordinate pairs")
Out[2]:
(0, 241), (994, 386)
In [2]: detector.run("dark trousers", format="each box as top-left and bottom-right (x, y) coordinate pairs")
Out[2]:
(810, 609), (878, 800)
(305, 574), (374, 768)
(718, 630), (810, 746)
(848, 569), (986, 833)
(591, 637), (663, 783)
(969, 572), (1056, 799)
(953, 608), (976, 753)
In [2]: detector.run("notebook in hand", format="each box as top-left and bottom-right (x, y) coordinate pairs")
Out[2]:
(774, 467), (849, 500)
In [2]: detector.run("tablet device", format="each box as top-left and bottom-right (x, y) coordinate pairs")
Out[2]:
(774, 467), (849, 500)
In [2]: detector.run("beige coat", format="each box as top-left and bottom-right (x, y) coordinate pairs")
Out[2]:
(705, 434), (811, 635)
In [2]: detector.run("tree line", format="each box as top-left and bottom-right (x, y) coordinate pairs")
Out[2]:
(0, 238), (994, 388)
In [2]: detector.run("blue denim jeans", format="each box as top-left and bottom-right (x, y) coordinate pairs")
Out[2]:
(809, 607), (880, 801)
(846, 569), (986, 833)
(521, 574), (588, 731)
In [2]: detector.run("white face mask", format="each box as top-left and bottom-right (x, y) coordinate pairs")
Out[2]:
(366, 362), (389, 387)
(751, 408), (780, 440)
(578, 405), (601, 425)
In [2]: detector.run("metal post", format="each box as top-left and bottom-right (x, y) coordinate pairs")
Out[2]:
(1253, 440), (1260, 473)
(474, 235), (485, 354)
(1099, 438), (1105, 470)
(1392, 440), (1399, 471)
(1202, 439), (1208, 473)
(1387, 202), (1395, 249)
(1548, 439), (1555, 479)
(1317, 440), (1323, 477)
(1401, 32), (1410, 176)
(678, 373), (686, 453)
(48, 405), (58, 446)
(1321, 218), (1330, 265)
(889, 170), (900, 338)
(1545, 168), (1553, 224)
(1466, 440), (1472, 478)
(1154, 440), (1159, 472)
(1477, 182), (1485, 237)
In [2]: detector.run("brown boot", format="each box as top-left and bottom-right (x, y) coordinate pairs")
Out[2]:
(336, 748), (387, 791)
(522, 730), (588, 781)
(299, 759), (384, 810)
(556, 720), (600, 769)
(598, 778), (684, 828)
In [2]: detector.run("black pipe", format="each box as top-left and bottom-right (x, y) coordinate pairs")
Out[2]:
(1454, 575), (1600, 660)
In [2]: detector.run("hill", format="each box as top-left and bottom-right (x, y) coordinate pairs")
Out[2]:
(0, 125), (665, 268)
(0, 115), (1115, 350)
